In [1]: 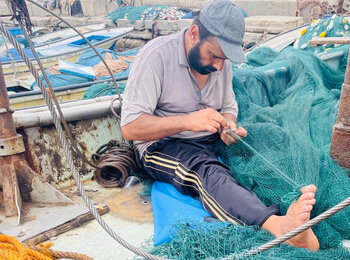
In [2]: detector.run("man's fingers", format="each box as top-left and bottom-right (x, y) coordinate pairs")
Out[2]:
(236, 127), (248, 137)
(220, 131), (227, 143)
(211, 112), (227, 128)
(227, 121), (237, 131)
(221, 131), (233, 145)
(207, 125), (218, 133)
(211, 121), (222, 132)
(225, 130), (239, 142)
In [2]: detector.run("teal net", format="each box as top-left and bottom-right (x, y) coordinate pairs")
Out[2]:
(140, 17), (350, 259)
(295, 15), (350, 53)
(145, 222), (350, 259)
(106, 5), (188, 24)
(82, 81), (126, 100)
(107, 5), (168, 24)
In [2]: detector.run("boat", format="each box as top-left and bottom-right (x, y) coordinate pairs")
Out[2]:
(30, 23), (107, 47)
(6, 46), (138, 109)
(0, 5), (349, 260)
(1, 26), (135, 75)
(2, 25), (137, 110)
(0, 26), (46, 53)
(0, 23), (106, 67)
(7, 77), (127, 109)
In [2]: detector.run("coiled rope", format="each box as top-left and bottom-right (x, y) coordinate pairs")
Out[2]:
(92, 140), (138, 188)
(0, 234), (93, 260)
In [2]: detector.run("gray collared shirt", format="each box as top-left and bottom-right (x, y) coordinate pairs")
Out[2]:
(121, 28), (238, 156)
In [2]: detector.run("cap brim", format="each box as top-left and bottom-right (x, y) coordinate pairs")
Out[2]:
(217, 37), (247, 63)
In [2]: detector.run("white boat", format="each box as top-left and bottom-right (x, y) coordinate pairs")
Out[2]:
(1, 26), (134, 74)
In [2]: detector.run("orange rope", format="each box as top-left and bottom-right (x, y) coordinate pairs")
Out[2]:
(0, 235), (93, 260)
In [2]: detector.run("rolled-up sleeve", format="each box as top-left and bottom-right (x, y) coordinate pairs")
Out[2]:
(221, 62), (238, 117)
(121, 62), (161, 127)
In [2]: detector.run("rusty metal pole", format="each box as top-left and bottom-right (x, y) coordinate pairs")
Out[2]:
(330, 49), (350, 170)
(0, 60), (25, 217)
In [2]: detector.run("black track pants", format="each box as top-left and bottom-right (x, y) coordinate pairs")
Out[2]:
(141, 134), (280, 226)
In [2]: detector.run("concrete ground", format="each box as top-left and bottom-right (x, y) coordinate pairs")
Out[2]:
(50, 213), (153, 259)
(49, 181), (154, 260)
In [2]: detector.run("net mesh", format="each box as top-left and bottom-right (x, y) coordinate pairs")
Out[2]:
(140, 16), (350, 259)
(145, 222), (350, 259)
(82, 81), (126, 99)
(295, 15), (350, 53)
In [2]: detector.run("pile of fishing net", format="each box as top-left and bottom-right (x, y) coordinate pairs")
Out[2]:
(82, 81), (126, 99)
(107, 5), (189, 24)
(141, 21), (350, 260)
(295, 14), (350, 52)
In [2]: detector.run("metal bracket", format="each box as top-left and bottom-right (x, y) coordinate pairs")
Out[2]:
(334, 124), (350, 134)
(0, 134), (25, 156)
(0, 107), (14, 114)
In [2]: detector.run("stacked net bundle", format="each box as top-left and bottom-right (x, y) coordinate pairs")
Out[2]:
(106, 6), (153, 24)
(295, 15), (350, 53)
(106, 5), (188, 24)
(82, 81), (126, 100)
(142, 37), (350, 258)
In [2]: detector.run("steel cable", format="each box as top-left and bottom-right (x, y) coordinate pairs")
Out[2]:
(0, 12), (167, 260)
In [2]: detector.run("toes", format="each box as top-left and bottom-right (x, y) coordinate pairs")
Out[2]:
(299, 192), (315, 201)
(301, 204), (313, 213)
(300, 185), (316, 194)
(306, 198), (316, 206)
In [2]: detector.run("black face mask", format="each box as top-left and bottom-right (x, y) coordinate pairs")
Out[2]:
(188, 41), (217, 75)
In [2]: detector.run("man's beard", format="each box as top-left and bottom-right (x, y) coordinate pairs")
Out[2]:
(188, 42), (217, 75)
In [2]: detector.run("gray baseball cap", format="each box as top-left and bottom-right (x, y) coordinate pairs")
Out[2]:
(198, 0), (247, 63)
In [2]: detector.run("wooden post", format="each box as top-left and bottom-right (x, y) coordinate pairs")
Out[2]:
(330, 49), (350, 169)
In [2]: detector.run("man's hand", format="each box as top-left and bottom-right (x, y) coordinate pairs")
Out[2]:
(220, 121), (247, 145)
(186, 108), (227, 133)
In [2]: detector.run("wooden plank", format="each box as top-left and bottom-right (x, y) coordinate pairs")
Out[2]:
(23, 204), (109, 245)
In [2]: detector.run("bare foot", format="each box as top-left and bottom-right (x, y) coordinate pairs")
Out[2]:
(262, 185), (320, 251)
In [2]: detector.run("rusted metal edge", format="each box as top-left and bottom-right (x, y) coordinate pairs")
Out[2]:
(0, 134), (25, 156)
(334, 124), (350, 133)
(330, 49), (350, 169)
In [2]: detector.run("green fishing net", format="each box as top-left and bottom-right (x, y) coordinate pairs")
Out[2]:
(218, 45), (350, 248)
(106, 5), (167, 24)
(145, 222), (350, 259)
(295, 15), (350, 53)
(140, 19), (350, 259)
(82, 81), (126, 100)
